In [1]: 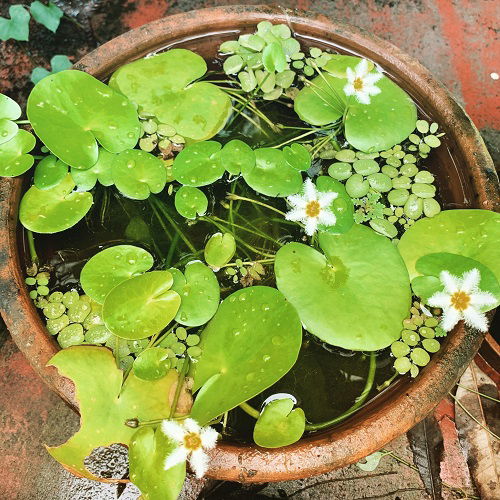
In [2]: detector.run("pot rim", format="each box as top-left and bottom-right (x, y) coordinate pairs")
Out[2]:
(0, 4), (498, 484)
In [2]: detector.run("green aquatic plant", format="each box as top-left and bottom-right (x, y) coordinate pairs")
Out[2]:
(31, 55), (72, 84)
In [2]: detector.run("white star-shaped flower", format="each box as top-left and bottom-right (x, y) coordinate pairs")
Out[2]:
(162, 418), (219, 479)
(343, 59), (383, 105)
(285, 178), (337, 236)
(427, 268), (497, 332)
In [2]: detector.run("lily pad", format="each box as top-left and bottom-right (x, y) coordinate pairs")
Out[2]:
(27, 70), (141, 169)
(169, 262), (220, 327)
(0, 129), (36, 176)
(0, 93), (21, 145)
(129, 426), (186, 500)
(294, 55), (417, 152)
(133, 347), (172, 381)
(283, 143), (311, 171)
(112, 149), (166, 200)
(398, 210), (500, 282)
(275, 225), (411, 351)
(315, 176), (354, 234)
(70, 148), (115, 191)
(109, 49), (231, 142)
(220, 139), (255, 175)
(204, 232), (236, 269)
(46, 346), (180, 479)
(80, 245), (154, 304)
(410, 275), (443, 302)
(242, 148), (303, 197)
(103, 271), (181, 340)
(172, 141), (224, 187)
(174, 186), (208, 219)
(33, 155), (68, 190)
(19, 173), (93, 233)
(253, 398), (305, 448)
(190, 286), (302, 425)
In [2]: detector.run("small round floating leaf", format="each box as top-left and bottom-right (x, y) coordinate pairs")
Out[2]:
(353, 159), (379, 175)
(283, 143), (311, 171)
(315, 176), (354, 234)
(34, 155), (68, 190)
(223, 54), (244, 74)
(19, 174), (93, 233)
(411, 275), (442, 303)
(174, 186), (208, 219)
(262, 43), (287, 73)
(328, 162), (352, 181)
(394, 356), (411, 374)
(0, 119), (18, 146)
(253, 398), (305, 448)
(80, 245), (154, 304)
(345, 173), (369, 198)
(58, 323), (84, 348)
(220, 139), (255, 176)
(369, 218), (398, 239)
(204, 233), (236, 269)
(172, 141), (224, 187)
(422, 338), (440, 353)
(0, 129), (36, 177)
(0, 93), (21, 145)
(71, 148), (115, 191)
(27, 70), (141, 169)
(133, 347), (172, 381)
(103, 271), (181, 340)
(410, 347), (430, 366)
(391, 341), (410, 358)
(112, 149), (166, 200)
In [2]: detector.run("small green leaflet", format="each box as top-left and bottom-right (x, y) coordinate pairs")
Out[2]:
(0, 5), (30, 42)
(31, 55), (72, 84)
(29, 1), (63, 33)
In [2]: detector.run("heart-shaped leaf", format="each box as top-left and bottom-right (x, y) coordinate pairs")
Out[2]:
(411, 275), (443, 303)
(356, 451), (385, 472)
(27, 70), (141, 169)
(283, 143), (311, 171)
(80, 244), (154, 304)
(112, 149), (166, 200)
(19, 173), (93, 233)
(190, 286), (302, 425)
(253, 398), (305, 448)
(133, 347), (172, 381)
(174, 186), (208, 219)
(103, 271), (181, 340)
(169, 261), (220, 327)
(0, 5), (30, 42)
(29, 1), (63, 33)
(31, 54), (72, 85)
(220, 139), (255, 175)
(70, 148), (115, 191)
(294, 55), (417, 152)
(275, 225), (411, 351)
(46, 346), (180, 479)
(242, 148), (303, 197)
(204, 232), (236, 269)
(0, 129), (36, 176)
(33, 155), (68, 190)
(129, 426), (186, 500)
(398, 210), (500, 282)
(172, 141), (224, 187)
(315, 176), (354, 234)
(0, 93), (21, 145)
(109, 49), (231, 142)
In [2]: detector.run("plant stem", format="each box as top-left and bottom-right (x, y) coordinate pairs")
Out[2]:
(226, 194), (286, 216)
(376, 370), (399, 391)
(208, 215), (282, 246)
(455, 384), (500, 403)
(270, 128), (321, 149)
(152, 324), (177, 348)
(239, 401), (260, 419)
(220, 258), (275, 269)
(169, 357), (190, 419)
(165, 232), (180, 268)
(26, 230), (39, 266)
(14, 119), (30, 124)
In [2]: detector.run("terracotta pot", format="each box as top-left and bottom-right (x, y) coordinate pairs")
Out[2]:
(0, 5), (498, 484)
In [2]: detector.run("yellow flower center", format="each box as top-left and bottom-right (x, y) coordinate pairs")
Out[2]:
(305, 200), (321, 218)
(353, 78), (364, 91)
(183, 432), (202, 451)
(450, 291), (471, 311)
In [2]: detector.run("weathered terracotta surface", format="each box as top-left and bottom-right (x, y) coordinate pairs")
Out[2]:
(0, 5), (498, 483)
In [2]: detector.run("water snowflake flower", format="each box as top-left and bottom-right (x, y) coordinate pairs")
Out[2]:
(285, 178), (337, 236)
(427, 268), (497, 332)
(162, 418), (219, 478)
(343, 59), (383, 105)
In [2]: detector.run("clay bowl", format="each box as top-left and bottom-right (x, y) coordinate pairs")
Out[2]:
(0, 5), (498, 484)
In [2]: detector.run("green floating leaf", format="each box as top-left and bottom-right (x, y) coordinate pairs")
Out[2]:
(191, 287), (302, 425)
(220, 139), (255, 175)
(204, 232), (236, 269)
(356, 451), (385, 472)
(30, 1), (63, 33)
(27, 70), (141, 169)
(174, 186), (208, 219)
(0, 93), (21, 145)
(169, 261), (220, 327)
(411, 275), (442, 303)
(19, 173), (93, 233)
(0, 5), (30, 42)
(33, 155), (68, 190)
(31, 54), (72, 85)
(109, 49), (231, 142)
(315, 176), (354, 234)
(275, 225), (411, 351)
(70, 148), (115, 192)
(242, 148), (303, 197)
(294, 55), (416, 152)
(283, 143), (311, 171)
(112, 149), (166, 200)
(46, 346), (179, 479)
(172, 141), (224, 187)
(103, 271), (181, 340)
(80, 245), (154, 304)
(133, 347), (172, 381)
(129, 426), (186, 500)
(398, 210), (500, 282)
(0, 129), (36, 177)
(253, 398), (305, 448)
(262, 43), (287, 73)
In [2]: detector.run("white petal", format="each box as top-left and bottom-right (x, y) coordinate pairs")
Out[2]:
(440, 307), (462, 332)
(164, 446), (189, 471)
(427, 291), (451, 309)
(285, 208), (306, 222)
(365, 84), (381, 96)
(318, 210), (337, 227)
(355, 59), (369, 77)
(440, 271), (460, 294)
(304, 217), (319, 236)
(200, 426), (219, 450)
(161, 420), (186, 443)
(317, 190), (338, 208)
(343, 83), (355, 96)
(461, 268), (480, 293)
(189, 449), (209, 479)
(183, 418), (201, 434)
(364, 72), (383, 85)
(287, 193), (307, 209)
(356, 91), (371, 105)
(470, 291), (498, 308)
(303, 178), (317, 202)
(345, 67), (355, 83)
(462, 306), (489, 332)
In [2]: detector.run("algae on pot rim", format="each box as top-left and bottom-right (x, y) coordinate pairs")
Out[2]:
(1, 19), (499, 499)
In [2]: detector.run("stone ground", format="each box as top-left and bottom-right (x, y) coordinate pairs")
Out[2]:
(0, 0), (499, 499)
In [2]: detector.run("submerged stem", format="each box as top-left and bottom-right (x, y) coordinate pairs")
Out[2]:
(169, 357), (190, 419)
(239, 401), (261, 419)
(226, 194), (286, 216)
(26, 230), (39, 266)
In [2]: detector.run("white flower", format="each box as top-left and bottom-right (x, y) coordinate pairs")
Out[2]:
(343, 59), (383, 105)
(285, 178), (337, 236)
(161, 418), (219, 478)
(427, 268), (497, 332)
